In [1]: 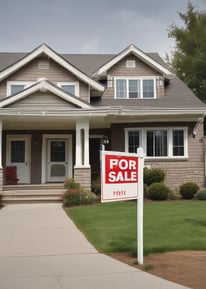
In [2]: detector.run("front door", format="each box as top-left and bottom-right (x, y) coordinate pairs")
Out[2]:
(7, 135), (31, 184)
(47, 139), (68, 182)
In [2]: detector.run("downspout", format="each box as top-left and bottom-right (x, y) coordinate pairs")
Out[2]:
(192, 114), (206, 138)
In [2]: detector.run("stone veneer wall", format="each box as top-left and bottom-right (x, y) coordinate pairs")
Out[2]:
(145, 124), (206, 191)
(74, 167), (91, 190)
(0, 168), (3, 193)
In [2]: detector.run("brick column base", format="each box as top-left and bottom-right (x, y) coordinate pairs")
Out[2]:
(74, 167), (91, 190)
(0, 168), (3, 193)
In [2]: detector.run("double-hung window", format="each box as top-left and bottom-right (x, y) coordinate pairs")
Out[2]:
(115, 77), (156, 99)
(126, 128), (188, 158)
(7, 81), (33, 96)
(57, 82), (79, 97)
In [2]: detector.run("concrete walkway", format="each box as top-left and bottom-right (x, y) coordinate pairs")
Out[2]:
(0, 204), (190, 289)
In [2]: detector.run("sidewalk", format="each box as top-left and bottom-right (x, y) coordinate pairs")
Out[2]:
(0, 204), (190, 289)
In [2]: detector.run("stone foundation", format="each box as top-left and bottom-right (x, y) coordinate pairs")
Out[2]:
(0, 168), (3, 193)
(74, 167), (91, 190)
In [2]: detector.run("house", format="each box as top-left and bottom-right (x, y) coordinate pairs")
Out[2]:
(0, 43), (205, 196)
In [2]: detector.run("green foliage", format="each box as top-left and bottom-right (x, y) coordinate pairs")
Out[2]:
(64, 178), (81, 190)
(91, 178), (101, 195)
(179, 182), (200, 199)
(144, 168), (165, 186)
(196, 189), (206, 200)
(144, 184), (149, 199)
(63, 178), (96, 207)
(148, 182), (170, 200)
(168, 3), (206, 102)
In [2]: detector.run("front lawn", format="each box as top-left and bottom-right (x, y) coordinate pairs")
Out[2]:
(64, 201), (206, 256)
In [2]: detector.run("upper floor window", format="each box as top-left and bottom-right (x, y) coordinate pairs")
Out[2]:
(115, 77), (156, 99)
(7, 81), (33, 96)
(57, 82), (79, 97)
(125, 127), (188, 159)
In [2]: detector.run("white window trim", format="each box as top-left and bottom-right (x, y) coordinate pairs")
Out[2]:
(125, 127), (188, 159)
(114, 76), (157, 99)
(57, 81), (79, 97)
(7, 81), (34, 97)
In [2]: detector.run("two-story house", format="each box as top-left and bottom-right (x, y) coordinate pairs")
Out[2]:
(0, 43), (205, 198)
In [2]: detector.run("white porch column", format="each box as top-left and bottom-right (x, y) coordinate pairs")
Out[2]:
(0, 120), (2, 168)
(0, 120), (3, 193)
(75, 119), (90, 168)
(74, 119), (91, 190)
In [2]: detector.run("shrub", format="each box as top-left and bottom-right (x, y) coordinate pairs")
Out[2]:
(144, 168), (165, 186)
(148, 182), (170, 200)
(196, 189), (206, 200)
(64, 178), (81, 190)
(91, 178), (101, 195)
(179, 182), (199, 200)
(63, 178), (97, 207)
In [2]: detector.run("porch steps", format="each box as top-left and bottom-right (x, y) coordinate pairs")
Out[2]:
(2, 184), (65, 204)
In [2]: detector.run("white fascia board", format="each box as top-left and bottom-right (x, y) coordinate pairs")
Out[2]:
(94, 44), (173, 77)
(0, 44), (104, 92)
(0, 80), (92, 109)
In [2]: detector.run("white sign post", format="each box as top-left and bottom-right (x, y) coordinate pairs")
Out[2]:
(101, 148), (145, 264)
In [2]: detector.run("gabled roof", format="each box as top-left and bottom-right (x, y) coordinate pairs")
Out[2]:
(93, 44), (173, 77)
(0, 79), (92, 109)
(0, 43), (104, 92)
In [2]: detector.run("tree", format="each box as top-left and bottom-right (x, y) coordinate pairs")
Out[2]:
(168, 2), (206, 102)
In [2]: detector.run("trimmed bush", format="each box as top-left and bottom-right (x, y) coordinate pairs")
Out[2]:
(148, 182), (170, 200)
(63, 178), (97, 207)
(144, 168), (165, 186)
(179, 182), (199, 200)
(196, 189), (206, 200)
(144, 184), (149, 199)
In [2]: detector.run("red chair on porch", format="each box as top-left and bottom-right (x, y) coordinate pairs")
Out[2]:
(6, 166), (19, 185)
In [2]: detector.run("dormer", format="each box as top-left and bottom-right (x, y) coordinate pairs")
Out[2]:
(93, 44), (173, 100)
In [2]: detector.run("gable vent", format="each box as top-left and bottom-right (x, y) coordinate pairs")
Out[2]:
(126, 60), (136, 68)
(38, 59), (50, 70)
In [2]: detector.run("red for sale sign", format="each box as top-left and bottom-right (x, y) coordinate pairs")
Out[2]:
(101, 151), (139, 202)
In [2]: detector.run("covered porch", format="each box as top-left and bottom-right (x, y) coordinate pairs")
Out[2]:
(0, 113), (109, 195)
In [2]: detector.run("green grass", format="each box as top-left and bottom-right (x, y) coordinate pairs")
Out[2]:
(64, 201), (206, 256)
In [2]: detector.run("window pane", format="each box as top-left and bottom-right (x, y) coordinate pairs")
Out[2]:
(116, 79), (126, 98)
(61, 85), (75, 95)
(10, 85), (25, 95)
(173, 130), (184, 156)
(129, 80), (140, 98)
(143, 79), (154, 98)
(11, 141), (25, 163)
(50, 141), (66, 162)
(128, 131), (139, 153)
(147, 130), (167, 157)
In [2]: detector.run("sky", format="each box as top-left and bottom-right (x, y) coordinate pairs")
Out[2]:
(0, 0), (206, 58)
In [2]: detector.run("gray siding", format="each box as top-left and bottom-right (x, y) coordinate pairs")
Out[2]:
(0, 56), (90, 102)
(103, 55), (164, 100)
(6, 92), (79, 109)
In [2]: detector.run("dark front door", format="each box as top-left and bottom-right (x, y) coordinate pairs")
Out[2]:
(89, 138), (101, 182)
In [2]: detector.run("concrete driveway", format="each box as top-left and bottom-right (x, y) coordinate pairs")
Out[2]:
(0, 204), (190, 289)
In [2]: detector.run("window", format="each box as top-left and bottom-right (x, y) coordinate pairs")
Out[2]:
(147, 130), (167, 157)
(128, 131), (139, 153)
(7, 81), (33, 96)
(115, 77), (156, 99)
(173, 130), (184, 156)
(57, 82), (79, 97)
(125, 128), (188, 158)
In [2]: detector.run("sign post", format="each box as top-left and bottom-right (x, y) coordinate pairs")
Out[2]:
(101, 148), (145, 264)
